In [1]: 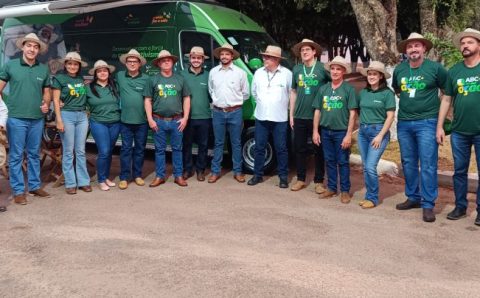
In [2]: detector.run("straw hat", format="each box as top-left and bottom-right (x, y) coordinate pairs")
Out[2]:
(152, 50), (179, 66)
(359, 61), (391, 79)
(88, 60), (115, 75)
(291, 39), (322, 57)
(213, 44), (240, 60)
(452, 28), (480, 49)
(189, 46), (209, 59)
(260, 45), (286, 59)
(397, 32), (433, 54)
(15, 33), (48, 54)
(119, 49), (147, 66)
(59, 52), (88, 68)
(324, 56), (352, 74)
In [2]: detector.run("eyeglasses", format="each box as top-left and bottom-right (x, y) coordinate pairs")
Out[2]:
(262, 55), (275, 60)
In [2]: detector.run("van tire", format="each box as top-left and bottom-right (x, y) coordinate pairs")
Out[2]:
(242, 126), (275, 174)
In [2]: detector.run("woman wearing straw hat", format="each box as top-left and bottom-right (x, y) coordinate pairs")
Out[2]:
(312, 56), (358, 204)
(52, 52), (91, 194)
(357, 61), (396, 209)
(86, 60), (121, 191)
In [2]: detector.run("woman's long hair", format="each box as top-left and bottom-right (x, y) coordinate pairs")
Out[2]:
(366, 72), (388, 90)
(89, 69), (119, 98)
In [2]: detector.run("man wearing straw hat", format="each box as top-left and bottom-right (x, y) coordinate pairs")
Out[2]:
(392, 32), (448, 223)
(207, 44), (249, 183)
(312, 56), (358, 204)
(0, 33), (51, 205)
(290, 38), (330, 193)
(437, 28), (480, 226)
(248, 45), (292, 188)
(144, 50), (191, 187)
(180, 46), (211, 182)
(117, 49), (150, 190)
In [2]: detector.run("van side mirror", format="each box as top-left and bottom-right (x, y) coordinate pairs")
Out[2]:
(248, 58), (263, 70)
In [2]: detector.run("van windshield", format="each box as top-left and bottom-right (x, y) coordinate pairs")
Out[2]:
(219, 30), (293, 71)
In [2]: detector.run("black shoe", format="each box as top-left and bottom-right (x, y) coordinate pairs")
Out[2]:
(475, 214), (480, 226)
(279, 179), (288, 189)
(0, 206), (6, 212)
(247, 176), (263, 186)
(446, 207), (467, 220)
(396, 199), (421, 210)
(423, 208), (436, 223)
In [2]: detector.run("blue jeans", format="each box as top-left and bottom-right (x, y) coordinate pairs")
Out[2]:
(397, 118), (438, 208)
(320, 127), (350, 192)
(321, 128), (350, 192)
(357, 124), (390, 205)
(6, 117), (44, 195)
(89, 120), (120, 183)
(451, 132), (480, 212)
(182, 119), (211, 174)
(211, 108), (243, 175)
(120, 123), (148, 180)
(59, 111), (90, 188)
(254, 119), (288, 179)
(153, 119), (183, 178)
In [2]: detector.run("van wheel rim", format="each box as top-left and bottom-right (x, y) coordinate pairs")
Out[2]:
(242, 138), (273, 169)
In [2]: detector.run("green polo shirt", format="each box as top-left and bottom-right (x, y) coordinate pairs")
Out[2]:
(180, 67), (211, 120)
(144, 73), (191, 117)
(0, 58), (50, 119)
(86, 83), (121, 123)
(291, 61), (330, 119)
(392, 59), (448, 121)
(358, 87), (396, 124)
(313, 81), (358, 130)
(51, 73), (87, 111)
(116, 70), (149, 124)
(445, 62), (480, 135)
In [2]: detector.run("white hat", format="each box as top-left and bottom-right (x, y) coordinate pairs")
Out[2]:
(213, 44), (240, 60)
(397, 32), (433, 54)
(152, 50), (179, 66)
(119, 49), (147, 66)
(325, 56), (352, 74)
(59, 52), (88, 68)
(16, 33), (48, 54)
(452, 28), (480, 50)
(360, 61), (391, 79)
(88, 60), (115, 75)
(260, 45), (286, 59)
(291, 39), (322, 57)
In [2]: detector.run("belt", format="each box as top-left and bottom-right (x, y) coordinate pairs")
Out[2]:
(152, 113), (183, 121)
(213, 105), (242, 113)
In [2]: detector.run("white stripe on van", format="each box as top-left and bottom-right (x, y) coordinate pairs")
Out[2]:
(189, 2), (219, 31)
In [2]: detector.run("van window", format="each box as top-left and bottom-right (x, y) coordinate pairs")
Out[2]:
(179, 31), (219, 71)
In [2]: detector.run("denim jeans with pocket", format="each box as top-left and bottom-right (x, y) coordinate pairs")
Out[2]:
(321, 127), (350, 192)
(90, 120), (120, 183)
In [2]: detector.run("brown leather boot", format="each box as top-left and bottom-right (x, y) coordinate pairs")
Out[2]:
(14, 194), (27, 205)
(174, 177), (188, 187)
(149, 177), (166, 187)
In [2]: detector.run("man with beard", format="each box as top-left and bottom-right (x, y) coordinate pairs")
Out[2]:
(0, 33), (51, 205)
(437, 28), (480, 226)
(290, 39), (330, 193)
(392, 33), (448, 222)
(180, 47), (211, 182)
(207, 44), (249, 183)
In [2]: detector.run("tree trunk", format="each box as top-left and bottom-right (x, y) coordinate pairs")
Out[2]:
(419, 0), (437, 35)
(350, 0), (398, 66)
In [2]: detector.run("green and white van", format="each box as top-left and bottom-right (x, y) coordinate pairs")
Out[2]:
(0, 0), (294, 173)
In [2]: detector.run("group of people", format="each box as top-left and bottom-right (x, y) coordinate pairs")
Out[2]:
(0, 28), (479, 227)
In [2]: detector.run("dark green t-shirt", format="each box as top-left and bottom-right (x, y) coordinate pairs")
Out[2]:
(445, 62), (480, 135)
(313, 81), (358, 130)
(51, 73), (87, 111)
(116, 70), (149, 124)
(359, 87), (396, 124)
(0, 58), (50, 119)
(291, 61), (330, 119)
(392, 59), (447, 121)
(144, 73), (191, 117)
(86, 83), (121, 123)
(180, 68), (211, 120)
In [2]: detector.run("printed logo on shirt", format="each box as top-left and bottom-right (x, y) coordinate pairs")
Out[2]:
(323, 95), (343, 111)
(67, 83), (86, 97)
(36, 77), (44, 81)
(400, 76), (426, 92)
(457, 77), (480, 95)
(157, 84), (177, 98)
(298, 74), (319, 88)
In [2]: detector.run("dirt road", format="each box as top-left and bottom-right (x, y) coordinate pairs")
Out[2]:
(0, 156), (479, 297)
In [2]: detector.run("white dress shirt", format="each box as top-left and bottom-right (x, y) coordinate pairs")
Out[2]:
(208, 63), (250, 108)
(0, 99), (8, 128)
(251, 65), (292, 122)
